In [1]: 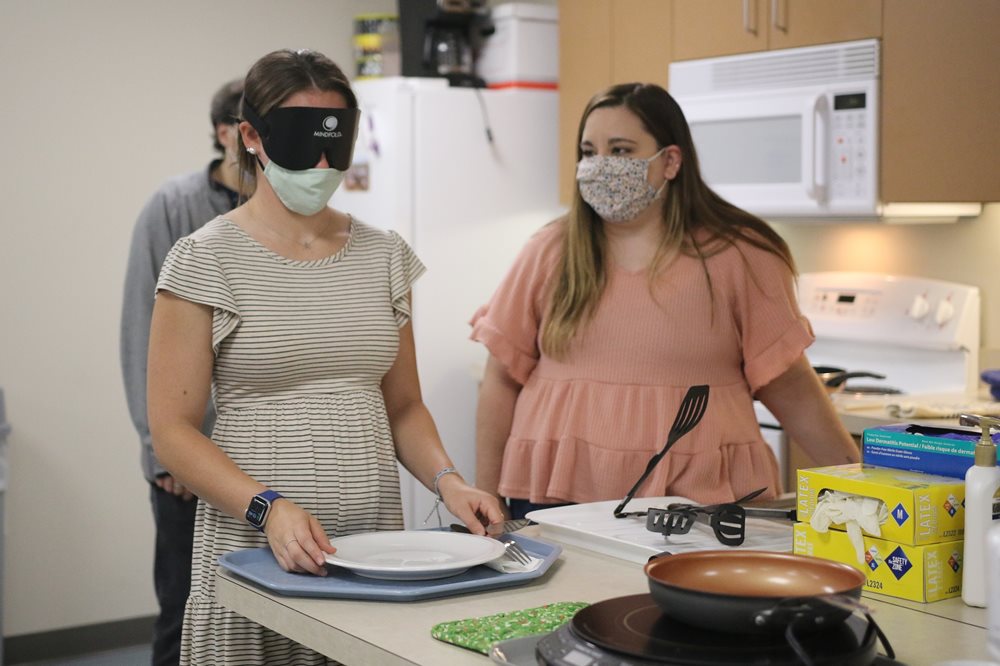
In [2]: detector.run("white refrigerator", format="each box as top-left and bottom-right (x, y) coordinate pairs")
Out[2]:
(330, 77), (563, 528)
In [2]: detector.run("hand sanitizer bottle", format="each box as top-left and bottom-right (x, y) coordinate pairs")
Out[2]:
(988, 520), (1000, 659)
(958, 413), (1000, 608)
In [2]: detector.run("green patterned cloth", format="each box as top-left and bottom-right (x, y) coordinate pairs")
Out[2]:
(431, 601), (590, 654)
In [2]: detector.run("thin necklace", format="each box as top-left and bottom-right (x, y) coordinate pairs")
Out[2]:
(247, 202), (333, 249)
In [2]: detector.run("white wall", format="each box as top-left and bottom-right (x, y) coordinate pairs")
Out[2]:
(0, 0), (395, 638)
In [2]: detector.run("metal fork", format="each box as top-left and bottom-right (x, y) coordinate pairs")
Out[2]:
(503, 539), (532, 566)
(449, 523), (533, 565)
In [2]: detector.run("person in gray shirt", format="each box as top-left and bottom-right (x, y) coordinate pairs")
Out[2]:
(120, 77), (247, 666)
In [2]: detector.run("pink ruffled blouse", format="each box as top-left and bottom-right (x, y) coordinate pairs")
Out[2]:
(470, 221), (813, 505)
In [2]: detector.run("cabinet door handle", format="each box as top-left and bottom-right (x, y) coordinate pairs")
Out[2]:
(743, 0), (757, 35)
(771, 0), (788, 32)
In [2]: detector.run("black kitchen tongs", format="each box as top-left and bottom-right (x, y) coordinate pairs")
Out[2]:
(646, 488), (768, 546)
(645, 488), (800, 546)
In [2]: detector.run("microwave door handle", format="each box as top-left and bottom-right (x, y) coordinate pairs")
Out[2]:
(803, 94), (830, 202)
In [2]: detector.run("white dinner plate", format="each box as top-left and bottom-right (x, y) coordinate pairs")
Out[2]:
(324, 530), (507, 580)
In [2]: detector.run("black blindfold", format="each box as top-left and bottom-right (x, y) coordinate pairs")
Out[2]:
(243, 101), (360, 171)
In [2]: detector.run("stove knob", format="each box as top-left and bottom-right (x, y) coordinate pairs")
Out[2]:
(908, 294), (930, 320)
(935, 299), (955, 326)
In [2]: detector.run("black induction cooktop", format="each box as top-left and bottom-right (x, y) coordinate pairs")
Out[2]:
(534, 594), (903, 666)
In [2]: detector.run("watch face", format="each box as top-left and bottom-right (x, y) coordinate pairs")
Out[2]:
(246, 496), (269, 526)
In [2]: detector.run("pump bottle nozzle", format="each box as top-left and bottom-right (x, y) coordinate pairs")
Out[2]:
(959, 413), (1000, 465)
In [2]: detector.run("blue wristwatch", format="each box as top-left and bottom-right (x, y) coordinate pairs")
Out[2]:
(245, 489), (283, 531)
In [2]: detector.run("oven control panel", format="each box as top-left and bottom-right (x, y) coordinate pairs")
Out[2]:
(806, 288), (959, 327)
(804, 287), (881, 318)
(797, 272), (980, 396)
(797, 272), (979, 352)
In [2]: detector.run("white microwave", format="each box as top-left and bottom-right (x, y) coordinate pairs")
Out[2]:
(670, 40), (879, 220)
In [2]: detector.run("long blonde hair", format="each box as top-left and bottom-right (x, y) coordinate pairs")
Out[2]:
(541, 83), (795, 358)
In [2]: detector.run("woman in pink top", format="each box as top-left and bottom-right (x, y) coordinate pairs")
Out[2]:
(471, 83), (859, 520)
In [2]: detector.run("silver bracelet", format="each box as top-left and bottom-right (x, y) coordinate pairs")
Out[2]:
(424, 466), (461, 528)
(432, 466), (460, 500)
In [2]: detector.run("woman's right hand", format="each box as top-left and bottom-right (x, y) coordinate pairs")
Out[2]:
(264, 499), (336, 576)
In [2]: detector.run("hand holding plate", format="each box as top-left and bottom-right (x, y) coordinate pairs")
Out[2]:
(265, 499), (335, 576)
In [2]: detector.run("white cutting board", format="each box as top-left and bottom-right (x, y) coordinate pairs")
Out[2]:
(527, 497), (793, 564)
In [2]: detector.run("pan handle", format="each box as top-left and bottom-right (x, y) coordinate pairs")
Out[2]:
(753, 594), (868, 642)
(753, 593), (866, 626)
(811, 593), (868, 614)
(785, 608), (896, 666)
(824, 371), (886, 388)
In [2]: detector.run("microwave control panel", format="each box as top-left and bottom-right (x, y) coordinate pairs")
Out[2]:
(830, 92), (871, 201)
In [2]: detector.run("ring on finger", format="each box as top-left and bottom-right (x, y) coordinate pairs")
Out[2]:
(285, 538), (298, 548)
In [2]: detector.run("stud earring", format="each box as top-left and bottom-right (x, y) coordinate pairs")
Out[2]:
(247, 147), (256, 155)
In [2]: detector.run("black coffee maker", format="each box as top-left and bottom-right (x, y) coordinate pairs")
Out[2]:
(398, 0), (493, 87)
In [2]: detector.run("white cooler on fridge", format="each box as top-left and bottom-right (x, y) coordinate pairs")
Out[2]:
(476, 3), (558, 89)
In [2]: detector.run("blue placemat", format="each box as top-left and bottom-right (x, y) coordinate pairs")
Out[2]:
(218, 533), (562, 602)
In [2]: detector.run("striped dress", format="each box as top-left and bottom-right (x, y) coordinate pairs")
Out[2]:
(156, 216), (424, 665)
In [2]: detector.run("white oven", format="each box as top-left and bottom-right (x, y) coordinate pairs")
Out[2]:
(757, 272), (981, 487)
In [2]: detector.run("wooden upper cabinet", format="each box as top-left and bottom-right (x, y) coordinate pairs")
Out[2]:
(558, 0), (673, 204)
(767, 0), (882, 50)
(611, 0), (675, 86)
(880, 0), (1000, 203)
(558, 0), (614, 204)
(672, 0), (881, 61)
(673, 0), (767, 60)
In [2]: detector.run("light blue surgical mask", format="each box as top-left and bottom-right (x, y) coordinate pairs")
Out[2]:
(263, 160), (346, 216)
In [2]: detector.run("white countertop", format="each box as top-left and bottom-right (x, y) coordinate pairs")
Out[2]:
(215, 527), (993, 665)
(831, 389), (998, 437)
(837, 407), (959, 438)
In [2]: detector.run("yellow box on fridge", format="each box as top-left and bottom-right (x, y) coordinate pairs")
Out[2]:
(796, 464), (965, 545)
(793, 523), (963, 602)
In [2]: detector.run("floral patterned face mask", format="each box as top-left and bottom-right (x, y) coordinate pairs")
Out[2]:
(576, 147), (666, 223)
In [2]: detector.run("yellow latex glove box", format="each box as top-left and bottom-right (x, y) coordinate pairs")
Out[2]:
(793, 523), (962, 602)
(796, 463), (965, 545)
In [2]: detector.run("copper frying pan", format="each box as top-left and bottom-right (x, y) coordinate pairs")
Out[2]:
(644, 550), (866, 633)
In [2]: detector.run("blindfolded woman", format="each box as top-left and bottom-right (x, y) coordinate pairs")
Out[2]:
(148, 48), (503, 665)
